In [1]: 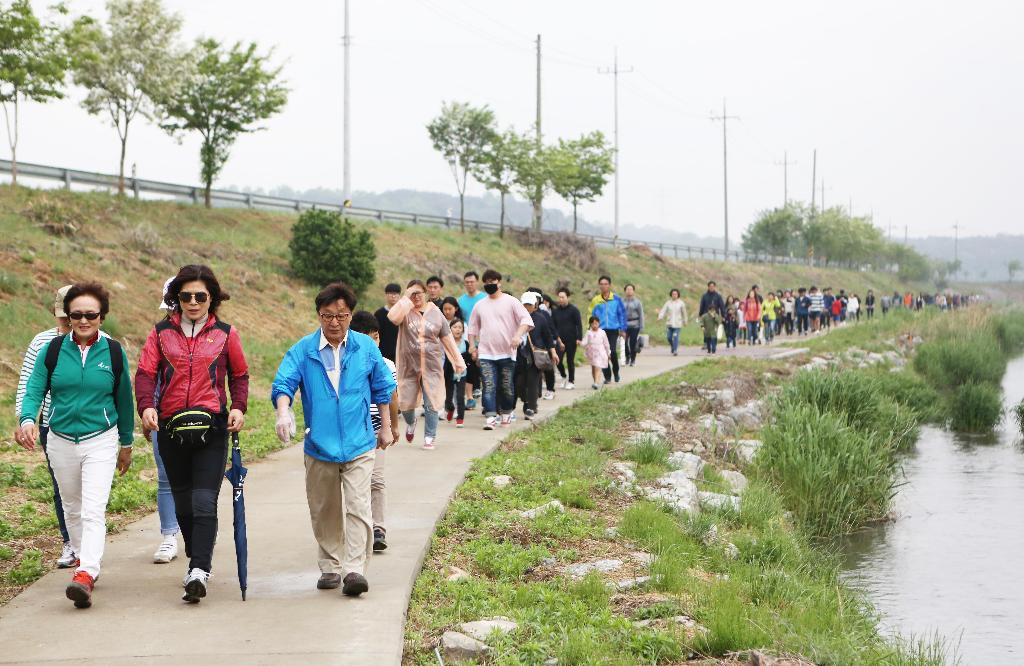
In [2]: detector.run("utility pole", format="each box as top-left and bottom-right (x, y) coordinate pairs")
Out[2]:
(599, 48), (633, 240)
(810, 149), (817, 212)
(953, 222), (960, 275)
(709, 99), (739, 256)
(774, 151), (795, 207)
(904, 225), (908, 245)
(342, 0), (351, 206)
(533, 34), (542, 230)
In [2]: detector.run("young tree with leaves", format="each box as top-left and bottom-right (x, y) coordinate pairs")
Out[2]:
(511, 130), (554, 232)
(471, 128), (525, 238)
(549, 131), (614, 233)
(427, 101), (496, 232)
(0, 0), (69, 186)
(158, 39), (287, 207)
(69, 0), (190, 195)
(1008, 259), (1021, 283)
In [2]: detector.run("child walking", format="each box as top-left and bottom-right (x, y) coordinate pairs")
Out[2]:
(444, 319), (469, 427)
(700, 309), (722, 354)
(581, 315), (611, 389)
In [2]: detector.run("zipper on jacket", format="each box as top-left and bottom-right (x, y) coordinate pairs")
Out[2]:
(103, 407), (110, 427)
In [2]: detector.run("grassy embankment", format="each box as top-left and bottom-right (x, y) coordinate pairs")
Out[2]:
(0, 184), (931, 602)
(404, 308), (969, 664)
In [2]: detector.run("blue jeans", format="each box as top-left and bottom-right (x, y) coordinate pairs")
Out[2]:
(479, 357), (516, 417)
(402, 383), (439, 438)
(151, 431), (179, 535)
(747, 321), (760, 342)
(39, 426), (70, 543)
(666, 327), (681, 354)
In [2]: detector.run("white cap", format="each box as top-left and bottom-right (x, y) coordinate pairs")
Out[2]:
(520, 292), (538, 305)
(54, 285), (72, 317)
(159, 277), (175, 310)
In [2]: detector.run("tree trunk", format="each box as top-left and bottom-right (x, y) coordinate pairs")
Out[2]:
(499, 191), (506, 239)
(532, 196), (542, 231)
(10, 143), (16, 188)
(204, 181), (212, 208)
(3, 98), (19, 187)
(459, 192), (465, 233)
(572, 201), (578, 234)
(117, 133), (128, 196)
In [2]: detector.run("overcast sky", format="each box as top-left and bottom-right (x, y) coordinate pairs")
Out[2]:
(14, 0), (1024, 239)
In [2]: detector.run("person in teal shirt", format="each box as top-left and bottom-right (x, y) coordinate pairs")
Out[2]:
(457, 271), (486, 407)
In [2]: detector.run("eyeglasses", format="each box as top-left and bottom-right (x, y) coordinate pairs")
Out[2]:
(409, 291), (425, 298)
(319, 312), (352, 323)
(178, 291), (209, 304)
(69, 312), (101, 321)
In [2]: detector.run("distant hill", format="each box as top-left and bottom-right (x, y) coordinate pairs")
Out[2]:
(906, 234), (1024, 282)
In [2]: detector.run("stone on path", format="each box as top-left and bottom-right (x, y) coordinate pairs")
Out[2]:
(563, 559), (624, 578)
(519, 500), (564, 519)
(719, 469), (749, 493)
(699, 491), (740, 512)
(459, 617), (518, 642)
(486, 475), (512, 489)
(667, 451), (705, 479)
(440, 631), (492, 661)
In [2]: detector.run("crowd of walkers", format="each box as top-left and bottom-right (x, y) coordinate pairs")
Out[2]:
(12, 266), (975, 611)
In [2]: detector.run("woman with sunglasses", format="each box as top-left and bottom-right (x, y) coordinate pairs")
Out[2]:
(388, 279), (465, 449)
(135, 265), (250, 604)
(19, 282), (135, 609)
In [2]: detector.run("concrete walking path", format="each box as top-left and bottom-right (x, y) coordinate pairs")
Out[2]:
(0, 342), (800, 665)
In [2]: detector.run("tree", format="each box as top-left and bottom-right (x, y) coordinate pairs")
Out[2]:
(289, 210), (376, 296)
(1009, 259), (1022, 283)
(426, 101), (496, 232)
(69, 0), (190, 195)
(0, 1), (69, 186)
(741, 206), (804, 258)
(158, 39), (287, 207)
(472, 128), (525, 238)
(549, 131), (614, 233)
(512, 131), (554, 232)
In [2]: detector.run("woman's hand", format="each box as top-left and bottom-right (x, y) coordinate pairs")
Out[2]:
(142, 408), (159, 432)
(116, 447), (132, 476)
(227, 409), (245, 432)
(14, 424), (35, 451)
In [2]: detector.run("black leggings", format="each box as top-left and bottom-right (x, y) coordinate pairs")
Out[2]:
(557, 340), (577, 383)
(444, 373), (466, 419)
(514, 358), (540, 413)
(625, 327), (641, 364)
(602, 329), (620, 381)
(158, 427), (228, 573)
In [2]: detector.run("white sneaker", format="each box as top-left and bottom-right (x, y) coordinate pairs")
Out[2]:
(542, 390), (554, 400)
(559, 379), (568, 389)
(500, 414), (513, 427)
(484, 416), (498, 431)
(153, 534), (178, 564)
(592, 383), (599, 390)
(56, 542), (77, 569)
(182, 568), (210, 603)
(422, 436), (436, 450)
(565, 382), (575, 390)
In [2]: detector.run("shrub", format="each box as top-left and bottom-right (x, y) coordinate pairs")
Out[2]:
(756, 404), (899, 538)
(992, 311), (1024, 355)
(289, 210), (376, 296)
(120, 220), (161, 253)
(949, 383), (1002, 432)
(1016, 399), (1024, 435)
(467, 538), (550, 581)
(862, 369), (944, 423)
(0, 271), (28, 295)
(624, 436), (670, 466)
(8, 549), (44, 585)
(23, 197), (84, 237)
(913, 333), (1006, 389)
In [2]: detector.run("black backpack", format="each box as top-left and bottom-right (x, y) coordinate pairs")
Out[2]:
(43, 334), (124, 407)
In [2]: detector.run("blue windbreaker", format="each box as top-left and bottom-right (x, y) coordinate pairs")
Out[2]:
(271, 329), (396, 463)
(587, 293), (627, 332)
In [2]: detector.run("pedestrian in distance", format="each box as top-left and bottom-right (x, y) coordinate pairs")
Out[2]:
(457, 271), (486, 410)
(581, 315), (611, 390)
(587, 275), (627, 384)
(514, 293), (558, 420)
(552, 288), (583, 389)
(622, 284), (645, 367)
(20, 282), (134, 609)
(657, 288), (688, 356)
(374, 283), (402, 363)
(271, 282), (396, 597)
(723, 296), (739, 348)
(700, 308), (722, 354)
(425, 275), (445, 309)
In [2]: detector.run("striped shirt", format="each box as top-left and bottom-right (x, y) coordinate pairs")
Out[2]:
(808, 293), (825, 313)
(16, 328), (111, 428)
(370, 357), (398, 433)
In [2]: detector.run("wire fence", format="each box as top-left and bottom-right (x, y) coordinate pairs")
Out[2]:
(0, 159), (858, 268)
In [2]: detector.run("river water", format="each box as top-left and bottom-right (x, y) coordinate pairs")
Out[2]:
(842, 356), (1024, 663)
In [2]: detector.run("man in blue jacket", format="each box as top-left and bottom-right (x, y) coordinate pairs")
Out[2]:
(586, 275), (627, 383)
(272, 282), (397, 597)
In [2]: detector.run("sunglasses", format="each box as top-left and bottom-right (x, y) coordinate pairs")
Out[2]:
(178, 291), (209, 304)
(69, 312), (101, 321)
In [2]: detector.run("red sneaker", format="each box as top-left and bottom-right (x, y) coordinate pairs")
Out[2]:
(66, 570), (94, 608)
(446, 409), (454, 422)
(456, 418), (464, 428)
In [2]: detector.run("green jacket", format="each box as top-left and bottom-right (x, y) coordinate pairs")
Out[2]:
(20, 335), (135, 446)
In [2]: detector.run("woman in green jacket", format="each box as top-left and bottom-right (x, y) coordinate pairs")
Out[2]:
(20, 282), (134, 609)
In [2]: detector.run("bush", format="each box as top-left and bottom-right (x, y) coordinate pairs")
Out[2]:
(1016, 399), (1024, 435)
(862, 369), (944, 423)
(949, 383), (1003, 432)
(993, 311), (1024, 355)
(913, 333), (1006, 389)
(289, 210), (376, 296)
(23, 196), (84, 237)
(756, 404), (899, 538)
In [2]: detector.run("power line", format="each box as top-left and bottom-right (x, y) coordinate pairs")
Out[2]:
(710, 99), (739, 256)
(599, 48), (634, 240)
(342, 0), (351, 205)
(775, 151), (796, 207)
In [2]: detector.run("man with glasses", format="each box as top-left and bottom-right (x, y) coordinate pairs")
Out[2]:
(272, 282), (396, 597)
(586, 275), (627, 384)
(457, 271), (485, 409)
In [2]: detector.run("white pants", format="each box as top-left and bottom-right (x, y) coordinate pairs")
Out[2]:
(46, 429), (118, 578)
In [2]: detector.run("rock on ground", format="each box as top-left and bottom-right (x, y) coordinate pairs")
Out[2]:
(699, 491), (741, 512)
(730, 439), (763, 464)
(635, 419), (668, 435)
(459, 617), (518, 642)
(440, 631), (492, 661)
(563, 559), (624, 578)
(446, 566), (472, 582)
(667, 452), (705, 479)
(728, 404), (762, 431)
(718, 469), (749, 493)
(486, 475), (512, 489)
(646, 473), (699, 513)
(519, 500), (565, 519)
(612, 576), (651, 591)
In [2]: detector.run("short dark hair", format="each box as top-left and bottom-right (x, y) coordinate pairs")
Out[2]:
(482, 269), (501, 282)
(349, 310), (378, 335)
(598, 275), (611, 284)
(588, 315), (600, 325)
(463, 270), (479, 280)
(384, 283), (401, 294)
(64, 281), (110, 319)
(798, 287), (807, 294)
(527, 286), (543, 295)
(426, 275), (444, 287)
(440, 296), (462, 320)
(557, 287), (571, 297)
(669, 288), (680, 297)
(315, 282), (357, 312)
(166, 264), (230, 314)
(624, 283), (636, 291)
(707, 281), (716, 287)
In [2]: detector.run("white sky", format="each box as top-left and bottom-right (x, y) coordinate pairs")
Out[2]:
(15, 0), (1024, 239)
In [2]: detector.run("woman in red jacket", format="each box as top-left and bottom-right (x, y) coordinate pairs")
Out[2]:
(742, 289), (762, 345)
(135, 265), (249, 604)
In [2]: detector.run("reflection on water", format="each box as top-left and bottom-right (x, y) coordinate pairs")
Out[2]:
(841, 357), (1024, 663)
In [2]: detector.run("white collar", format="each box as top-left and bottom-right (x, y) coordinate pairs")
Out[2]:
(319, 330), (348, 350)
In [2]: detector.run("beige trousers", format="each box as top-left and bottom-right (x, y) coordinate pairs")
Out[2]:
(371, 447), (386, 532)
(304, 450), (375, 576)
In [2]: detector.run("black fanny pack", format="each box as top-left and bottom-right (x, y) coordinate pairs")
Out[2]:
(165, 408), (216, 448)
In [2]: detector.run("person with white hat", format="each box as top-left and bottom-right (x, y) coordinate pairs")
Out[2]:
(13, 285), (77, 568)
(513, 292), (558, 421)
(147, 278), (180, 564)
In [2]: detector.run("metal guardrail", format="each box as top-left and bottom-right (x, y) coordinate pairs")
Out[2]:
(0, 159), (856, 268)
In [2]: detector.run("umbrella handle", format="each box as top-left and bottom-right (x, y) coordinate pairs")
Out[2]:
(232, 431), (240, 450)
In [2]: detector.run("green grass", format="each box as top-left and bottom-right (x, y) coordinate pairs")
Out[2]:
(7, 549), (44, 585)
(949, 383), (1003, 432)
(1016, 400), (1024, 435)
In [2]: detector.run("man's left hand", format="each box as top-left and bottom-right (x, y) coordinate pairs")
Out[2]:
(227, 409), (245, 432)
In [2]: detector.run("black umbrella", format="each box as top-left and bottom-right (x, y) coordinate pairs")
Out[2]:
(224, 432), (248, 600)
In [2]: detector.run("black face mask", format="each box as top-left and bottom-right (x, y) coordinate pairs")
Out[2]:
(484, 283), (499, 295)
